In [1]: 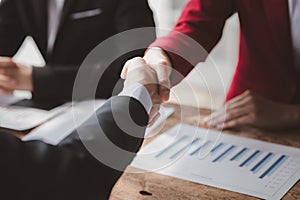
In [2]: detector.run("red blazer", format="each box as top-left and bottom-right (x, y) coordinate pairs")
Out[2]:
(150, 0), (299, 103)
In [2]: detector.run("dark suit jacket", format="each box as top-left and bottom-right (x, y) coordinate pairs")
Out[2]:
(0, 96), (148, 200)
(0, 0), (155, 104)
(149, 0), (300, 103)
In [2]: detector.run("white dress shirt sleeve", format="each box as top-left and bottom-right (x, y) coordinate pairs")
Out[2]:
(119, 83), (152, 115)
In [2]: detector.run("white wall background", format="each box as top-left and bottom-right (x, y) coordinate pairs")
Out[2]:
(12, 0), (240, 109)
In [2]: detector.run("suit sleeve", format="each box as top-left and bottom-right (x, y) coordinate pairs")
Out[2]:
(32, 0), (156, 104)
(32, 59), (123, 105)
(148, 0), (235, 85)
(0, 96), (148, 200)
(0, 0), (26, 56)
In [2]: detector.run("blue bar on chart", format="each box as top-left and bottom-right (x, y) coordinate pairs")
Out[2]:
(239, 150), (262, 167)
(190, 140), (212, 156)
(230, 147), (249, 161)
(212, 145), (236, 163)
(170, 138), (200, 160)
(155, 135), (188, 158)
(210, 143), (226, 155)
(259, 155), (289, 179)
(251, 153), (274, 174)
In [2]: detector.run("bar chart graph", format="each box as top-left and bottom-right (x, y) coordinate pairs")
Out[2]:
(131, 124), (300, 200)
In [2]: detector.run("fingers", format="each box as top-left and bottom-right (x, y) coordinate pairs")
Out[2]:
(222, 115), (251, 129)
(122, 57), (158, 84)
(0, 57), (17, 68)
(150, 64), (171, 102)
(144, 48), (172, 102)
(148, 105), (160, 127)
(0, 87), (13, 95)
(0, 57), (13, 62)
(0, 68), (15, 77)
(224, 90), (251, 109)
(0, 57), (17, 79)
(120, 64), (128, 79)
(126, 57), (148, 74)
(0, 88), (13, 94)
(148, 112), (160, 127)
(208, 106), (252, 129)
(0, 74), (16, 90)
(122, 51), (172, 102)
(203, 90), (254, 129)
(206, 106), (248, 127)
(121, 57), (145, 79)
(144, 84), (161, 105)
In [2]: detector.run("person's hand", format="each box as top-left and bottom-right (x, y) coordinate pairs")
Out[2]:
(143, 47), (172, 102)
(122, 47), (172, 103)
(121, 57), (161, 125)
(121, 47), (172, 125)
(0, 57), (33, 94)
(203, 90), (296, 129)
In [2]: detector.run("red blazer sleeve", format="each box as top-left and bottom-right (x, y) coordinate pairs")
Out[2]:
(149, 0), (235, 85)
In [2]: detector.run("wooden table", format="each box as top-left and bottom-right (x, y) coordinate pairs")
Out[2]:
(110, 103), (300, 200)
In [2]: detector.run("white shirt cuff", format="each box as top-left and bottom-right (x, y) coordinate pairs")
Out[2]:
(118, 83), (152, 114)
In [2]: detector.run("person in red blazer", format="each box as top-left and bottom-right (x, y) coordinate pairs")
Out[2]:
(125, 0), (300, 129)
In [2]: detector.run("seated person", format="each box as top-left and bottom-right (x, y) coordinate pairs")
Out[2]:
(0, 0), (155, 104)
(125, 0), (300, 130)
(0, 58), (159, 200)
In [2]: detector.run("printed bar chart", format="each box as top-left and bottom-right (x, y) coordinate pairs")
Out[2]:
(230, 147), (249, 161)
(259, 155), (289, 179)
(251, 153), (274, 174)
(212, 145), (236, 163)
(155, 135), (188, 158)
(239, 150), (262, 167)
(210, 142), (225, 155)
(190, 140), (211, 156)
(131, 124), (300, 200)
(170, 138), (200, 160)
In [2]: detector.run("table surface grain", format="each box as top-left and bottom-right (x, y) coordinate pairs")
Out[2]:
(110, 103), (300, 200)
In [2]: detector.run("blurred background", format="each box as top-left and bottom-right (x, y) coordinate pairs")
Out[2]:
(14, 0), (240, 110)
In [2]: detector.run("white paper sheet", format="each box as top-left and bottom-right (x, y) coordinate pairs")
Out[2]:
(0, 94), (23, 107)
(131, 124), (300, 200)
(0, 103), (70, 131)
(23, 100), (106, 145)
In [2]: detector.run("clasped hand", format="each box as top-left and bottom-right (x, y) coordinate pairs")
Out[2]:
(120, 48), (172, 125)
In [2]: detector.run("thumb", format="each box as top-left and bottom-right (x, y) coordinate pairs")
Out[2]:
(120, 64), (128, 79)
(121, 57), (146, 79)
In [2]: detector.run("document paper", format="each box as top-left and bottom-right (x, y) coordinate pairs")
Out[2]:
(131, 124), (300, 200)
(23, 100), (106, 145)
(0, 94), (23, 107)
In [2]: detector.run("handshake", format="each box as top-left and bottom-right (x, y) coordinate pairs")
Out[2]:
(121, 47), (173, 125)
(121, 48), (291, 130)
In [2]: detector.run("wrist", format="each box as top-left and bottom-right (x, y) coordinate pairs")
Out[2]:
(119, 83), (152, 114)
(144, 47), (172, 67)
(22, 65), (33, 91)
(280, 104), (300, 127)
(26, 66), (33, 91)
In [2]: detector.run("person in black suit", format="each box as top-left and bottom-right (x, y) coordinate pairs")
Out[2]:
(0, 58), (159, 200)
(0, 0), (155, 104)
